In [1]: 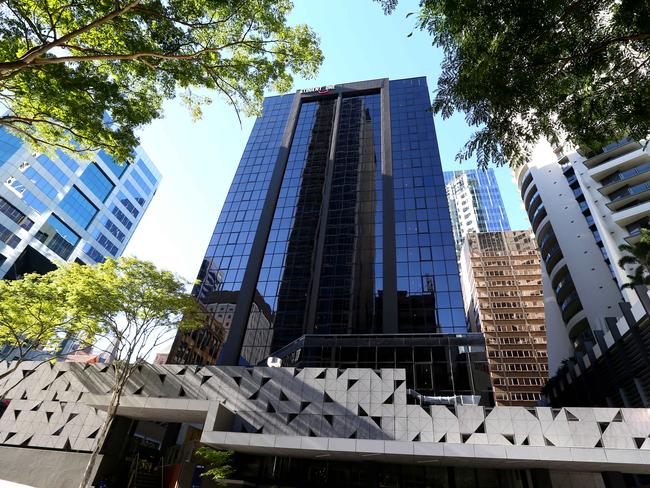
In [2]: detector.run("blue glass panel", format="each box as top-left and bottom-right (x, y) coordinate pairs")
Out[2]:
(36, 214), (80, 259)
(59, 186), (97, 228)
(131, 169), (152, 196)
(136, 158), (158, 186)
(124, 180), (145, 206)
(36, 154), (68, 185)
(109, 202), (133, 229)
(97, 150), (127, 178)
(0, 223), (21, 248)
(80, 163), (114, 201)
(23, 190), (47, 213)
(193, 94), (294, 303)
(55, 150), (79, 172)
(100, 216), (125, 242)
(0, 129), (23, 165)
(93, 230), (118, 256)
(390, 77), (466, 333)
(22, 166), (58, 199)
(116, 191), (139, 218)
(83, 243), (105, 263)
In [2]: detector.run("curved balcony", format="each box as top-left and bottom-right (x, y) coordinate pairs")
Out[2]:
(521, 182), (537, 208)
(568, 317), (594, 352)
(559, 290), (583, 323)
(553, 270), (576, 303)
(515, 162), (531, 189)
(537, 226), (556, 252)
(542, 244), (563, 274)
(520, 172), (534, 201)
(525, 188), (540, 213)
(531, 205), (548, 233)
(567, 311), (589, 341)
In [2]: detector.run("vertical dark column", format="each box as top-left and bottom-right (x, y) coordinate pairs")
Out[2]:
(304, 95), (343, 333)
(219, 93), (302, 366)
(381, 79), (398, 333)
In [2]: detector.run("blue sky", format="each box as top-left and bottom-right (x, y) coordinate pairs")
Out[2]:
(126, 0), (530, 281)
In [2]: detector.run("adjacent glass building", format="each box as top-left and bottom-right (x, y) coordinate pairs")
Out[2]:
(194, 77), (466, 367)
(0, 128), (160, 278)
(444, 169), (510, 259)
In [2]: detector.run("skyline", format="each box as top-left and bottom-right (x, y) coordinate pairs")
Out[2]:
(124, 0), (530, 282)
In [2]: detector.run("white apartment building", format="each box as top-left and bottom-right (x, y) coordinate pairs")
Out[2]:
(515, 138), (649, 371)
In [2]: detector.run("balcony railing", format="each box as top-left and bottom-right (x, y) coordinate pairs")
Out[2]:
(609, 181), (650, 202)
(579, 137), (636, 159)
(600, 161), (650, 187)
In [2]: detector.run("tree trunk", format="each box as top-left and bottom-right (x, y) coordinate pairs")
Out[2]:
(78, 386), (121, 488)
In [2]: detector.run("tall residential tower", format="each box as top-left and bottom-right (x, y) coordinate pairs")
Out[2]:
(444, 169), (510, 258)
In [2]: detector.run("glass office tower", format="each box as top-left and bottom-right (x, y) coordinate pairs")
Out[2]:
(195, 77), (466, 366)
(0, 128), (160, 278)
(444, 169), (510, 259)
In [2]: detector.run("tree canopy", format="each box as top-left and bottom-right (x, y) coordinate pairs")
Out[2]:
(0, 268), (98, 378)
(56, 257), (203, 488)
(377, 0), (650, 168)
(0, 0), (322, 162)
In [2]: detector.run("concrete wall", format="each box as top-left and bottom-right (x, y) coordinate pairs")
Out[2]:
(0, 446), (97, 488)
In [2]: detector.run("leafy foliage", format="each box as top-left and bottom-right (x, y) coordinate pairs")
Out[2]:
(56, 257), (203, 488)
(0, 268), (98, 378)
(0, 0), (322, 162)
(376, 0), (650, 168)
(196, 447), (235, 484)
(618, 228), (650, 288)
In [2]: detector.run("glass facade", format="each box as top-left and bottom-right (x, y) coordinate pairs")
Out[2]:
(444, 169), (511, 258)
(80, 163), (114, 201)
(36, 214), (80, 259)
(0, 127), (160, 277)
(194, 77), (467, 366)
(392, 79), (465, 333)
(194, 94), (294, 301)
(59, 186), (98, 229)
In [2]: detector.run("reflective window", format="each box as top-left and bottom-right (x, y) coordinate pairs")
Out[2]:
(97, 150), (126, 178)
(315, 93), (383, 335)
(23, 190), (47, 213)
(0, 129), (22, 164)
(83, 243), (105, 263)
(59, 186), (97, 229)
(116, 191), (139, 218)
(100, 216), (125, 242)
(21, 164), (58, 199)
(247, 98), (336, 361)
(55, 149), (79, 172)
(136, 158), (158, 186)
(193, 94), (294, 306)
(124, 180), (145, 206)
(93, 230), (118, 256)
(0, 223), (20, 248)
(0, 196), (33, 230)
(131, 169), (152, 196)
(390, 78), (465, 332)
(36, 155), (68, 185)
(109, 202), (133, 229)
(80, 163), (114, 201)
(36, 214), (80, 259)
